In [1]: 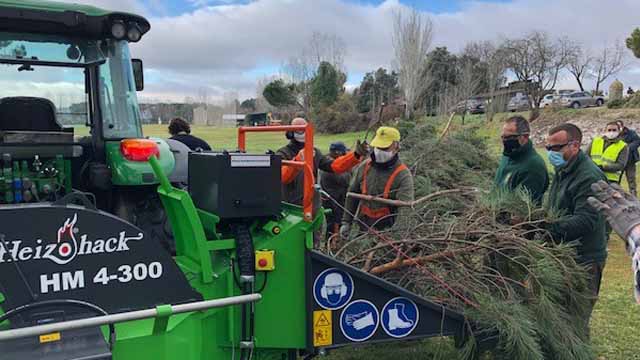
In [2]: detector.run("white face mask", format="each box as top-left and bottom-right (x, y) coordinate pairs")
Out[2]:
(374, 148), (395, 163)
(605, 131), (619, 140)
(294, 132), (305, 143)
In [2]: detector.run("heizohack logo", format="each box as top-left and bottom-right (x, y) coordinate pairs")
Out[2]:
(54, 213), (79, 264)
(0, 214), (144, 265)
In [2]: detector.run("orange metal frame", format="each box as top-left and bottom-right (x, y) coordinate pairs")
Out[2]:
(238, 124), (315, 222)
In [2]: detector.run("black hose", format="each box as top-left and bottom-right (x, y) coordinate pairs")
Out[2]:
(231, 222), (256, 360)
(0, 299), (116, 350)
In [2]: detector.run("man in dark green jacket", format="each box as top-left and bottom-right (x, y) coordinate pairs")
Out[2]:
(544, 123), (607, 334)
(494, 116), (549, 204)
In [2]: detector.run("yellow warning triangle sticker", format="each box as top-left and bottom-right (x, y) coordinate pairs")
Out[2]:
(315, 313), (331, 327)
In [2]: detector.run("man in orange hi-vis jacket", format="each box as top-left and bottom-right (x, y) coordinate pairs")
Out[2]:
(340, 126), (414, 237)
(277, 117), (368, 205)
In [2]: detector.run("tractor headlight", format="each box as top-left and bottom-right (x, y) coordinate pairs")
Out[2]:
(127, 22), (142, 42)
(111, 21), (127, 40)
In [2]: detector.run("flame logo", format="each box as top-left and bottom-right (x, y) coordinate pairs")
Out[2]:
(49, 214), (78, 265)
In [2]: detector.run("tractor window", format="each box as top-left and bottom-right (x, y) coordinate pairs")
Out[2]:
(98, 40), (142, 139)
(0, 34), (94, 128)
(0, 33), (143, 139)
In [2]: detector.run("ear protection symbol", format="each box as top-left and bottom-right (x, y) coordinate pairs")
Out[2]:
(320, 283), (348, 298)
(320, 272), (348, 302)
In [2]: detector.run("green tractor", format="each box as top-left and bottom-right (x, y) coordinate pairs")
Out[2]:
(0, 0), (176, 252)
(0, 1), (470, 359)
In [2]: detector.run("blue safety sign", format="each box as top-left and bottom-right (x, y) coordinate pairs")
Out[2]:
(381, 297), (419, 338)
(340, 300), (379, 342)
(313, 268), (354, 310)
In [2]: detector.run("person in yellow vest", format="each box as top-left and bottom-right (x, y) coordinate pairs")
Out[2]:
(587, 121), (629, 183)
(340, 127), (414, 238)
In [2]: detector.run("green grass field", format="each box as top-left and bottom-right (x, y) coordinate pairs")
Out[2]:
(137, 124), (364, 154)
(137, 117), (638, 359)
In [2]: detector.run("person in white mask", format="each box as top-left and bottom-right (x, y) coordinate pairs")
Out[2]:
(587, 121), (629, 184)
(277, 117), (367, 205)
(340, 126), (414, 237)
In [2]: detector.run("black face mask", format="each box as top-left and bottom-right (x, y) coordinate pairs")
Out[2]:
(502, 138), (521, 154)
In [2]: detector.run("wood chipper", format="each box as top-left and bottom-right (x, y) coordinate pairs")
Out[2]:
(0, 1), (469, 359)
(0, 121), (468, 359)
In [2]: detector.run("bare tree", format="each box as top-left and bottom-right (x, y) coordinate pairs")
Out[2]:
(502, 31), (571, 120)
(307, 32), (346, 72)
(196, 86), (211, 107)
(463, 41), (507, 121)
(591, 41), (627, 95)
(455, 59), (482, 124)
(255, 76), (277, 112)
(392, 9), (434, 119)
(567, 41), (592, 92)
(282, 31), (347, 113)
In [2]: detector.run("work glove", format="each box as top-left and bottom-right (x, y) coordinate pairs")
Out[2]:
(339, 223), (351, 239)
(587, 180), (640, 241)
(354, 140), (370, 158)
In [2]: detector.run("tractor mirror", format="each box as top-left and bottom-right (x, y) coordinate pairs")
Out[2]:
(132, 59), (144, 91)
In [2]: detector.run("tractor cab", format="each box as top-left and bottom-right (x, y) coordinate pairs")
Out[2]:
(0, 2), (175, 250)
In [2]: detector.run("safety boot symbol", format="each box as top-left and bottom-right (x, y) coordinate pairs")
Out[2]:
(387, 303), (413, 330)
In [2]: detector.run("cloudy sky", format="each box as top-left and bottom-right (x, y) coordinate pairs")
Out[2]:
(62, 0), (640, 103)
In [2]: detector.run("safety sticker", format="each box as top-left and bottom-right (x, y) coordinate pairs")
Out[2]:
(230, 155), (271, 167)
(340, 300), (379, 342)
(313, 310), (333, 347)
(39, 332), (61, 344)
(381, 297), (419, 338)
(313, 268), (354, 310)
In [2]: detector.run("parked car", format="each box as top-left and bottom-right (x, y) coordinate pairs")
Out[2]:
(451, 97), (486, 114)
(507, 94), (530, 112)
(540, 94), (557, 107)
(556, 89), (576, 96)
(557, 91), (605, 109)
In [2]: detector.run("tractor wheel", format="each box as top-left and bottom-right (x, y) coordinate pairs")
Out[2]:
(113, 189), (175, 255)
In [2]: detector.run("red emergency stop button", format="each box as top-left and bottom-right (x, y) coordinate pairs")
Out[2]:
(255, 250), (275, 271)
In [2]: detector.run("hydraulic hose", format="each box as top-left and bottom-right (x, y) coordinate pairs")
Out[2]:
(231, 223), (256, 360)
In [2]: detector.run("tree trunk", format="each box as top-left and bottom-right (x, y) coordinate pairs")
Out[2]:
(576, 77), (585, 92)
(404, 102), (411, 119)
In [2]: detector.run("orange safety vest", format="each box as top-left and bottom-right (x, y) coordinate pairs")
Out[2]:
(360, 161), (409, 220)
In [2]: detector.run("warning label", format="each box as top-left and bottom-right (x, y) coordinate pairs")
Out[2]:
(313, 310), (332, 347)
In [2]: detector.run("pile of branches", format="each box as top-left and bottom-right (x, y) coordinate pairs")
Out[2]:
(333, 122), (595, 360)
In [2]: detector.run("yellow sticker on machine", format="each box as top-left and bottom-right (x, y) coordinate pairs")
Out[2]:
(39, 332), (61, 343)
(313, 310), (332, 347)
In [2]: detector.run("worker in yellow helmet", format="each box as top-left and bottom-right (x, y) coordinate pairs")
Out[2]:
(587, 121), (629, 184)
(340, 126), (414, 238)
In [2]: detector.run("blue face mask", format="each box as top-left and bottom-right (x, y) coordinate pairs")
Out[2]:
(547, 151), (566, 168)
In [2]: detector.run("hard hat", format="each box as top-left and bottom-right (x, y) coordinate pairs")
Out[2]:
(370, 126), (400, 148)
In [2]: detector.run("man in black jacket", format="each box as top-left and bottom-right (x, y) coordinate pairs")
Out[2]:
(168, 117), (211, 151)
(617, 121), (640, 196)
(320, 142), (351, 243)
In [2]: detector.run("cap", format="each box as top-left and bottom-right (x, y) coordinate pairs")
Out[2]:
(329, 141), (348, 153)
(370, 126), (400, 148)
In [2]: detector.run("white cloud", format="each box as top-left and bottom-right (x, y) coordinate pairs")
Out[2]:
(43, 0), (640, 100)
